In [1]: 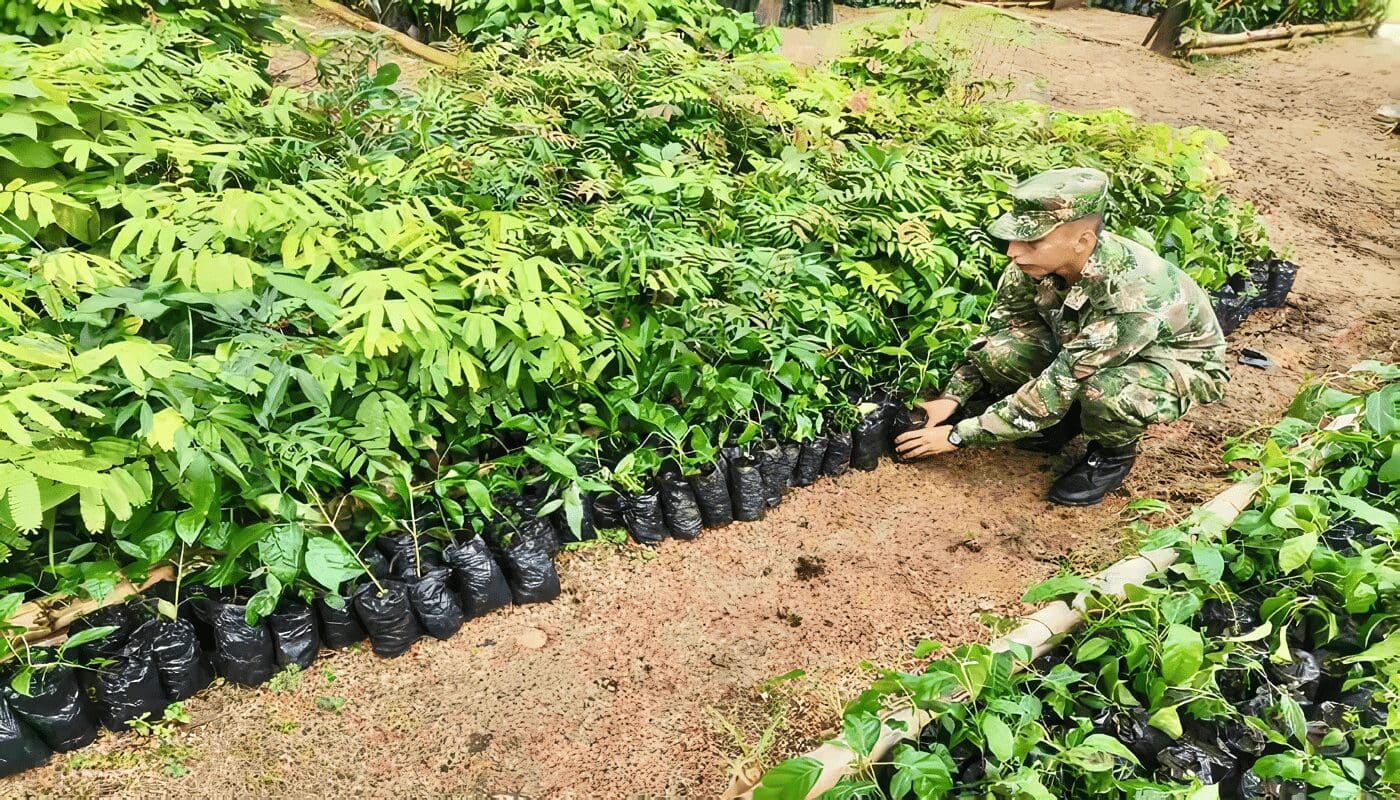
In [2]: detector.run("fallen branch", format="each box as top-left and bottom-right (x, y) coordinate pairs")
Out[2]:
(7, 566), (176, 646)
(1180, 23), (1372, 56)
(1179, 17), (1377, 48)
(308, 0), (460, 68)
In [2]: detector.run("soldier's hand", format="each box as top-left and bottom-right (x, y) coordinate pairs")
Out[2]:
(918, 397), (960, 427)
(894, 424), (959, 460)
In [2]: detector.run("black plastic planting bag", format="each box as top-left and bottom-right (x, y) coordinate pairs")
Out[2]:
(146, 618), (213, 702)
(193, 599), (277, 686)
(1211, 287), (1249, 336)
(408, 567), (466, 640)
(888, 405), (929, 463)
(727, 452), (765, 522)
(1114, 710), (1173, 766)
(592, 493), (624, 530)
(689, 460), (734, 528)
(0, 695), (50, 777)
(1158, 739), (1237, 786)
(2, 652), (98, 752)
(850, 407), (889, 471)
(376, 533), (445, 580)
(494, 531), (561, 605)
(354, 582), (424, 658)
(622, 487), (669, 546)
(93, 625), (170, 732)
(443, 535), (514, 618)
(267, 603), (321, 670)
(822, 431), (853, 476)
(1267, 649), (1321, 698)
(758, 440), (797, 507)
(67, 603), (139, 663)
(658, 471), (703, 540)
(792, 437), (827, 487)
(316, 594), (367, 649)
(1265, 260), (1299, 307)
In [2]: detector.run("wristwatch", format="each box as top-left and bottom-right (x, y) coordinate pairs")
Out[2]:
(947, 429), (964, 448)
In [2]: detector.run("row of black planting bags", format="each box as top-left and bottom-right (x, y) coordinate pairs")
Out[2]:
(0, 398), (927, 777)
(0, 528), (555, 777)
(1210, 258), (1298, 335)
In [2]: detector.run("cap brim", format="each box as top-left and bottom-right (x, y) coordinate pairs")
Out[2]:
(987, 212), (1060, 242)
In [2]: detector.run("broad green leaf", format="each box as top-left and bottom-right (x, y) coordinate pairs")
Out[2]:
(58, 624), (117, 655)
(842, 710), (880, 757)
(1161, 624), (1203, 685)
(753, 756), (822, 800)
(1277, 531), (1316, 573)
(1148, 704), (1183, 738)
(304, 537), (365, 592)
(1021, 574), (1091, 605)
(982, 713), (1014, 762)
(1343, 631), (1399, 664)
(1190, 541), (1224, 584)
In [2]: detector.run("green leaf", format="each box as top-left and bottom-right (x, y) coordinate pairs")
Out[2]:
(1148, 704), (1182, 738)
(59, 624), (117, 655)
(304, 537), (365, 593)
(1021, 574), (1091, 604)
(1277, 531), (1316, 573)
(562, 483), (583, 539)
(1331, 493), (1398, 530)
(1074, 637), (1112, 663)
(1379, 451), (1400, 484)
(842, 710), (880, 757)
(1343, 631), (1399, 664)
(982, 713), (1014, 762)
(754, 757), (823, 800)
(889, 744), (953, 799)
(1363, 383), (1398, 435)
(1161, 624), (1203, 685)
(1081, 733), (1141, 766)
(1190, 541), (1224, 583)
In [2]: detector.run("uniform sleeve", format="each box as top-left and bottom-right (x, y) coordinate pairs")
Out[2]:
(939, 265), (1044, 404)
(954, 311), (1162, 445)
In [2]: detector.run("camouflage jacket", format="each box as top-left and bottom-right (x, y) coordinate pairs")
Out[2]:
(946, 232), (1229, 446)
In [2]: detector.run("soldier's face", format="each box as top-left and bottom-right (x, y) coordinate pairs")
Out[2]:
(1006, 224), (1096, 279)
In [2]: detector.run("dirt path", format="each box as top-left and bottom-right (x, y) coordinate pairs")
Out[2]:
(7, 8), (1398, 800)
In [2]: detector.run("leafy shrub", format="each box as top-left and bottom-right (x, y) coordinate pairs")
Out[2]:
(0, 18), (1272, 628)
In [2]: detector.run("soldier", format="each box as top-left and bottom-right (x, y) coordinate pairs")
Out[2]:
(894, 167), (1230, 506)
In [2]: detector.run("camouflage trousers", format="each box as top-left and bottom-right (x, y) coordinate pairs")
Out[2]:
(967, 326), (1218, 447)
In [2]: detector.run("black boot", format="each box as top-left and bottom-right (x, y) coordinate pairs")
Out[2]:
(1015, 410), (1083, 454)
(1048, 441), (1138, 506)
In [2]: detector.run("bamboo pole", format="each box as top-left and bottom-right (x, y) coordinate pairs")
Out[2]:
(308, 0), (461, 68)
(724, 478), (1261, 800)
(1179, 17), (1377, 48)
(1181, 24), (1372, 55)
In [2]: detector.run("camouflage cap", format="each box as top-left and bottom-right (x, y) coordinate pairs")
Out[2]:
(987, 167), (1110, 242)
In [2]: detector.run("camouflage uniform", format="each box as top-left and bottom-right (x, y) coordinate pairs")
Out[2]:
(944, 169), (1230, 449)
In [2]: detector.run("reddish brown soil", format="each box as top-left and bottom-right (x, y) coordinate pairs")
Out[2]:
(6, 7), (1397, 799)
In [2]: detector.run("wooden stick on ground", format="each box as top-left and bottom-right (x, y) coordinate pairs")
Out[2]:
(308, 0), (460, 68)
(1181, 23), (1373, 56)
(1180, 17), (1377, 48)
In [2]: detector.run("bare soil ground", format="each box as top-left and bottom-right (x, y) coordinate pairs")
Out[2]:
(6, 7), (1397, 799)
